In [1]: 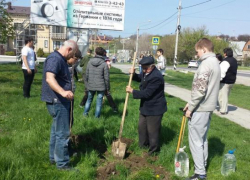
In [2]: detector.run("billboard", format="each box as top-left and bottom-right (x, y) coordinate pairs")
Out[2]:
(67, 28), (88, 46)
(30, 0), (125, 31)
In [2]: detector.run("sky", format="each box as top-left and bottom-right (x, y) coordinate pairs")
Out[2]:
(10, 0), (250, 38)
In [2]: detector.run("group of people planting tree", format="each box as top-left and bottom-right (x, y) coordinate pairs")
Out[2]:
(21, 36), (236, 179)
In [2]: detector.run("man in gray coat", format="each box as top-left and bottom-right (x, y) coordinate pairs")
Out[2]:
(83, 47), (109, 118)
(184, 38), (221, 180)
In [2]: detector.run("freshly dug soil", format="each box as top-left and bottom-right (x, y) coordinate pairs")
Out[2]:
(97, 138), (170, 180)
(70, 136), (170, 179)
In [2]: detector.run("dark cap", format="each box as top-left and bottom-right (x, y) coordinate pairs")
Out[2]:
(139, 56), (154, 65)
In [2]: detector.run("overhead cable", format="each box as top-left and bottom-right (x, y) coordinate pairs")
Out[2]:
(182, 0), (236, 16)
(140, 11), (178, 31)
(182, 0), (212, 9)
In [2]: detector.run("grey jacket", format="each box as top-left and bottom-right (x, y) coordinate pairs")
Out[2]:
(188, 53), (221, 112)
(86, 55), (110, 91)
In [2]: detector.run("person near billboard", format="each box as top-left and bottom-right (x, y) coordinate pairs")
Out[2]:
(21, 37), (37, 98)
(79, 49), (93, 107)
(83, 47), (110, 118)
(104, 50), (118, 113)
(41, 40), (78, 170)
(68, 49), (82, 128)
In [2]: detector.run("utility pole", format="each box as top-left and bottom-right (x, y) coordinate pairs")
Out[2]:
(90, 29), (93, 49)
(94, 29), (97, 50)
(173, 0), (182, 70)
(136, 26), (139, 55)
(135, 20), (150, 58)
(122, 39), (125, 50)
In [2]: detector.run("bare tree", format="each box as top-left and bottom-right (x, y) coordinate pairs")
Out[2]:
(237, 34), (250, 42)
(158, 34), (176, 64)
(138, 33), (152, 55)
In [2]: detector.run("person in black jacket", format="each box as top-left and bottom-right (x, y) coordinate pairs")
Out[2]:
(126, 56), (167, 155)
(218, 48), (238, 114)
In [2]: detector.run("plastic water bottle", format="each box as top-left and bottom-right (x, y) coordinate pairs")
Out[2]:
(175, 146), (189, 177)
(221, 149), (236, 176)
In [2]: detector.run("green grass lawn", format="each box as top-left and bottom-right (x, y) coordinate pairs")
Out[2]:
(238, 66), (250, 70)
(165, 70), (250, 110)
(0, 63), (250, 179)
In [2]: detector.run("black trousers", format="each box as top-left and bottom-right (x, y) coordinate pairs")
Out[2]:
(80, 73), (88, 106)
(105, 91), (117, 109)
(80, 73), (117, 109)
(22, 69), (35, 98)
(138, 113), (163, 154)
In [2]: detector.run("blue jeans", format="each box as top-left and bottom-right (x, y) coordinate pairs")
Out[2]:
(83, 91), (104, 118)
(46, 102), (70, 169)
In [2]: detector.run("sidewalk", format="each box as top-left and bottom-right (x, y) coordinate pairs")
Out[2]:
(113, 63), (250, 130)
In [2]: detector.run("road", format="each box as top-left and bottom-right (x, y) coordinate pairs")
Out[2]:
(0, 55), (45, 64)
(168, 66), (250, 86)
(111, 63), (250, 87)
(1, 56), (249, 86)
(113, 63), (250, 129)
(167, 66), (250, 78)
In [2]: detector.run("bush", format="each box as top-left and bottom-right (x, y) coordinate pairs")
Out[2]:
(5, 51), (15, 56)
(43, 53), (50, 58)
(243, 57), (250, 67)
(36, 48), (44, 57)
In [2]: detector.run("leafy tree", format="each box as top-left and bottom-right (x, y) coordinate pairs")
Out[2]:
(210, 36), (229, 55)
(0, 1), (15, 44)
(158, 26), (229, 64)
(178, 26), (209, 60)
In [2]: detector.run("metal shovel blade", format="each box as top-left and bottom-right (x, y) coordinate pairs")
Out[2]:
(112, 140), (127, 158)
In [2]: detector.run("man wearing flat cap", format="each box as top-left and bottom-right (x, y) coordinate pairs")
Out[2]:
(126, 56), (167, 155)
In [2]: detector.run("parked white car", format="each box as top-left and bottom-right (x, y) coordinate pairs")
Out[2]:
(188, 60), (200, 68)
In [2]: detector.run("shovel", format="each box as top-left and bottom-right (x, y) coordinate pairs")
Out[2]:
(176, 108), (187, 153)
(112, 52), (137, 158)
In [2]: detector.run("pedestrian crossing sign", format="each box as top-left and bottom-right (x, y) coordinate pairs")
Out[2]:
(152, 37), (160, 45)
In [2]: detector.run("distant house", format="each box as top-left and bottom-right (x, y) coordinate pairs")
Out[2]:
(242, 40), (250, 59)
(91, 35), (113, 44)
(5, 3), (109, 56)
(229, 41), (246, 61)
(5, 2), (67, 56)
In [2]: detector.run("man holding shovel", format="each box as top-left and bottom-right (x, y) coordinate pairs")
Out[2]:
(126, 56), (167, 155)
(184, 38), (220, 180)
(41, 40), (78, 170)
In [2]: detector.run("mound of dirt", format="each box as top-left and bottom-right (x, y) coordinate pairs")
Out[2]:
(97, 151), (170, 179)
(71, 136), (170, 179)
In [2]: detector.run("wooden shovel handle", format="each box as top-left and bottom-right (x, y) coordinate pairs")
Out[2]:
(180, 116), (187, 149)
(176, 115), (186, 153)
(118, 52), (137, 140)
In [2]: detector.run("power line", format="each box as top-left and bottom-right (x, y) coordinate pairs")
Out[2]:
(182, 0), (236, 16)
(182, 15), (250, 22)
(182, 0), (211, 9)
(153, 18), (176, 33)
(140, 11), (178, 31)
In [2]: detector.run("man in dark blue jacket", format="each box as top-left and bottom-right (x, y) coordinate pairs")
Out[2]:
(126, 56), (167, 155)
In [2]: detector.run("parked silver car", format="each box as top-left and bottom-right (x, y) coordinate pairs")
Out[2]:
(188, 60), (200, 68)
